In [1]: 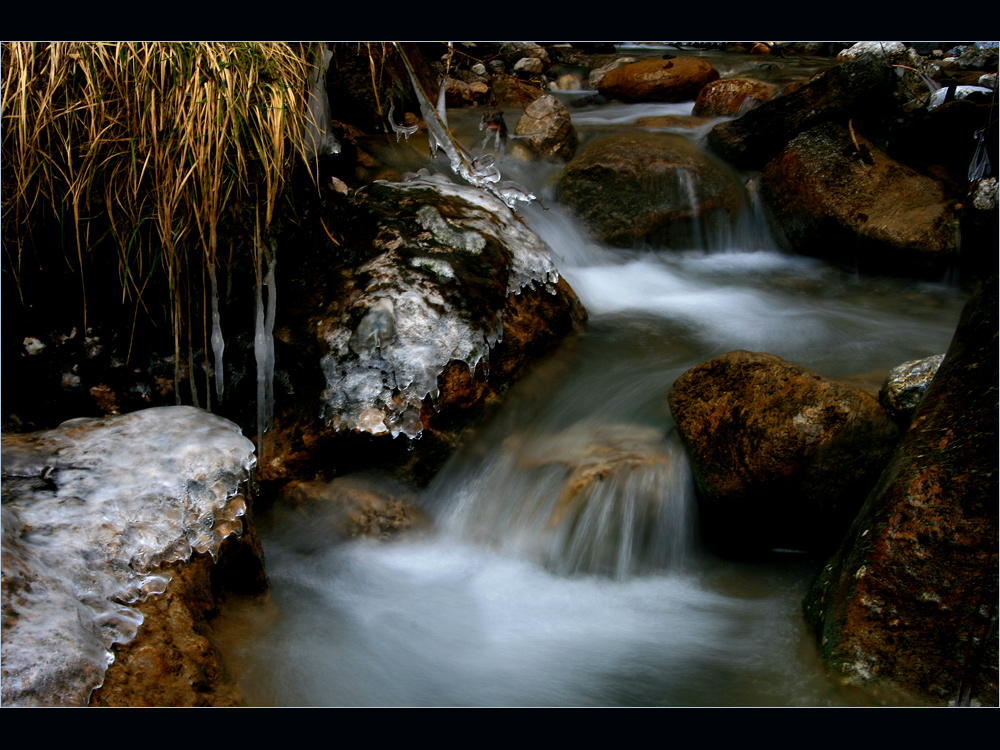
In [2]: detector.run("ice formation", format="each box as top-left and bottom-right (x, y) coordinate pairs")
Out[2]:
(319, 175), (561, 439)
(254, 246), (277, 450)
(1, 406), (256, 706)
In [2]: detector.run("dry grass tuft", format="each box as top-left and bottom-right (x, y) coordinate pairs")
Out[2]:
(2, 42), (322, 404)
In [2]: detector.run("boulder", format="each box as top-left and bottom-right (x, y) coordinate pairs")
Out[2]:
(693, 77), (778, 117)
(709, 57), (898, 169)
(668, 351), (900, 555)
(804, 277), (998, 706)
(257, 174), (586, 487)
(558, 132), (747, 248)
(597, 56), (719, 103)
(514, 94), (578, 161)
(837, 42), (938, 108)
(759, 122), (961, 278)
(588, 57), (636, 89)
(1, 406), (261, 706)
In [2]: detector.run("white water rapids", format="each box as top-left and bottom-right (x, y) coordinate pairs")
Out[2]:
(215, 50), (968, 706)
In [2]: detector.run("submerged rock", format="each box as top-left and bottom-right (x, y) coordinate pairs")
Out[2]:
(668, 351), (900, 555)
(276, 474), (430, 541)
(558, 132), (747, 248)
(1, 406), (258, 706)
(804, 277), (998, 706)
(760, 121), (961, 278)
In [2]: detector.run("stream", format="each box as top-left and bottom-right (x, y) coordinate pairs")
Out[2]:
(214, 47), (968, 706)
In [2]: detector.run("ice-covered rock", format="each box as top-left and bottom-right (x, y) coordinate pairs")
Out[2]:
(1, 406), (256, 706)
(318, 174), (564, 440)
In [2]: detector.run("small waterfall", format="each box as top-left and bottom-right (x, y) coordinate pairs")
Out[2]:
(433, 422), (696, 580)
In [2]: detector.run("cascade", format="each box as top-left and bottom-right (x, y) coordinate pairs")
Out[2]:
(213, 46), (971, 706)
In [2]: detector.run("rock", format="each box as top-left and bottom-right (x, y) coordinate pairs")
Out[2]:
(709, 57), (898, 169)
(693, 77), (778, 117)
(837, 42), (938, 108)
(1, 406), (260, 706)
(558, 132), (747, 248)
(444, 77), (490, 107)
(635, 115), (714, 130)
(276, 474), (430, 541)
(588, 57), (636, 89)
(501, 42), (550, 64)
(507, 423), (694, 578)
(878, 354), (944, 425)
(668, 350), (900, 555)
(489, 74), (545, 107)
(249, 174), (585, 487)
(550, 72), (584, 91)
(598, 56), (719, 103)
(759, 121), (961, 278)
(514, 57), (544, 77)
(803, 277), (998, 706)
(514, 94), (578, 161)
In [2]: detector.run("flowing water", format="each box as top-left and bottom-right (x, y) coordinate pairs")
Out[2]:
(214, 48), (968, 706)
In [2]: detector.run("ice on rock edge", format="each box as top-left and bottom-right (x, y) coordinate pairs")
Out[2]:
(320, 177), (560, 440)
(1, 406), (256, 706)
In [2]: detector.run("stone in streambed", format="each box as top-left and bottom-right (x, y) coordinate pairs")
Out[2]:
(668, 351), (899, 556)
(803, 276), (998, 706)
(558, 132), (746, 248)
(760, 121), (961, 279)
(597, 56), (719, 103)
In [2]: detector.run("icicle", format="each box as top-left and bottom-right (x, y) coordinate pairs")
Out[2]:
(388, 101), (419, 142)
(209, 265), (225, 404)
(254, 242), (276, 456)
(397, 47), (536, 210)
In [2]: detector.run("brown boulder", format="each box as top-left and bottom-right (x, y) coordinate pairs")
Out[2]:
(760, 122), (961, 278)
(708, 57), (897, 169)
(668, 351), (900, 555)
(598, 56), (719, 103)
(803, 277), (998, 706)
(558, 132), (747, 248)
(693, 77), (778, 117)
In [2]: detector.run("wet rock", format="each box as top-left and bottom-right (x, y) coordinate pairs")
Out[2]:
(514, 94), (578, 161)
(1, 406), (260, 706)
(693, 77), (777, 117)
(277, 474), (430, 541)
(837, 42), (938, 109)
(759, 121), (961, 279)
(804, 277), (998, 706)
(597, 56), (719, 103)
(709, 57), (897, 169)
(878, 354), (944, 425)
(558, 131), (747, 248)
(668, 350), (900, 555)
(588, 57), (636, 89)
(257, 175), (586, 488)
(489, 75), (545, 108)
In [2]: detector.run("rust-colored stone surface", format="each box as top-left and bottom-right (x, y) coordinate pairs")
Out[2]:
(668, 350), (899, 555)
(693, 77), (777, 117)
(598, 57), (719, 103)
(760, 121), (961, 278)
(804, 277), (998, 706)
